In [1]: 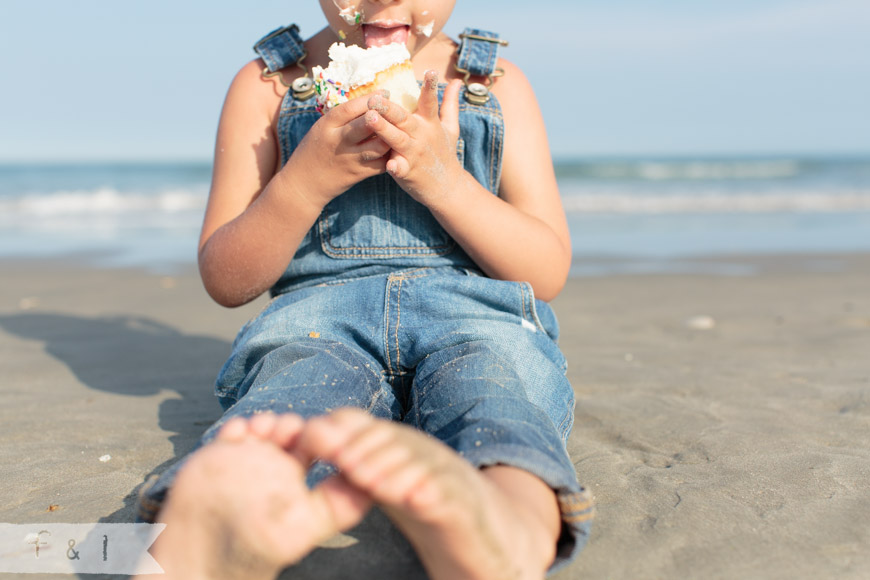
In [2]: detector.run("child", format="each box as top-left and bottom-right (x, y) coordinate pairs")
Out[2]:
(137, 0), (593, 577)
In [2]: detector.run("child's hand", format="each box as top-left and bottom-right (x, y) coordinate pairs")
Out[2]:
(283, 94), (392, 209)
(363, 72), (465, 205)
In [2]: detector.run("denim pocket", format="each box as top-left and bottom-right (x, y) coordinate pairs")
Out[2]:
(318, 176), (455, 258)
(516, 282), (567, 372)
(517, 281), (547, 334)
(316, 134), (469, 259)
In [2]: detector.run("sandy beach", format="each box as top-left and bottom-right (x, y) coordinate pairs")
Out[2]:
(1, 253), (869, 579)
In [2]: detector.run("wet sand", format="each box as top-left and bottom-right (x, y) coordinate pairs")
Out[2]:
(1, 254), (868, 579)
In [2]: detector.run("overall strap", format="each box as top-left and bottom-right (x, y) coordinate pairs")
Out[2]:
(254, 24), (307, 72)
(455, 29), (509, 105)
(253, 24), (316, 100)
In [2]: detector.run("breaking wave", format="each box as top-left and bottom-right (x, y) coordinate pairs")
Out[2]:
(561, 189), (870, 214)
(0, 187), (206, 216)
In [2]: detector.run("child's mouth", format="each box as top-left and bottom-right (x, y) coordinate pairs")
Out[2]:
(363, 24), (410, 48)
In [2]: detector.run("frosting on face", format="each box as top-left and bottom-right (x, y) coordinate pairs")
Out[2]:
(332, 0), (362, 25)
(415, 20), (434, 37)
(415, 10), (434, 38)
(326, 3), (445, 52)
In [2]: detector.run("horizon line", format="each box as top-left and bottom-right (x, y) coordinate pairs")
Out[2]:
(3, 150), (870, 166)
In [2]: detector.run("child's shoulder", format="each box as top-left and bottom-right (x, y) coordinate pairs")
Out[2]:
(225, 53), (323, 125)
(219, 60), (286, 125)
(493, 57), (530, 88)
(230, 58), (302, 100)
(490, 57), (541, 114)
(229, 27), (335, 106)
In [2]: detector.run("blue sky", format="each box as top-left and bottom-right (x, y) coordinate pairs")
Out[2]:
(1, 0), (868, 161)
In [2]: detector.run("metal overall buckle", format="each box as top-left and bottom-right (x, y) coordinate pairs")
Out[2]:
(454, 33), (509, 105)
(258, 25), (316, 101)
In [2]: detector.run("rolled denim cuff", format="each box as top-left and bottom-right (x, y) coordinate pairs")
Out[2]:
(553, 487), (595, 574)
(134, 474), (164, 524)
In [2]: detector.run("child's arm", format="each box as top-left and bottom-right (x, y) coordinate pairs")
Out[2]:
(198, 61), (390, 307)
(364, 64), (571, 301)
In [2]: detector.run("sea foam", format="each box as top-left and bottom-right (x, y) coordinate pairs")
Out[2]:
(560, 189), (870, 214)
(0, 188), (206, 216)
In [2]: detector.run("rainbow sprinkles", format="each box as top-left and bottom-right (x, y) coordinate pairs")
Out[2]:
(313, 72), (350, 114)
(312, 42), (421, 115)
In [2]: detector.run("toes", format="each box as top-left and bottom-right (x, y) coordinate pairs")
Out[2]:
(328, 406), (373, 425)
(248, 412), (279, 439)
(333, 418), (399, 469)
(270, 413), (305, 450)
(345, 439), (415, 490)
(298, 409), (368, 463)
(215, 417), (250, 442)
(311, 475), (373, 533)
(404, 475), (448, 517)
(370, 459), (431, 508)
(215, 412), (305, 449)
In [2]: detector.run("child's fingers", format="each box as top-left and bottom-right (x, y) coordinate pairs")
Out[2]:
(440, 79), (462, 138)
(357, 136), (391, 163)
(324, 93), (375, 126)
(367, 94), (412, 130)
(386, 155), (411, 180)
(329, 91), (396, 143)
(342, 116), (378, 145)
(364, 110), (410, 153)
(416, 70), (440, 120)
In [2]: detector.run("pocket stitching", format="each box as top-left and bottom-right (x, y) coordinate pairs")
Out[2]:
(318, 213), (456, 258)
(519, 282), (547, 333)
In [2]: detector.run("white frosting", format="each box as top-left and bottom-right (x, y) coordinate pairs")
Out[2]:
(415, 20), (435, 37)
(339, 7), (361, 25)
(316, 42), (411, 88)
(332, 0), (361, 25)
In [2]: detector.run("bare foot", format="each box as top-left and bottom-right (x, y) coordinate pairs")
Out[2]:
(138, 413), (371, 580)
(299, 408), (561, 580)
(216, 412), (313, 461)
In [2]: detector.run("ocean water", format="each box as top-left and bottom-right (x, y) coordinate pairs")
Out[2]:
(557, 156), (870, 274)
(1, 157), (869, 275)
(0, 163), (210, 270)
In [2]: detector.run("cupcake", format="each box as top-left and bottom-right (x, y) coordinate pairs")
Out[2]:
(312, 42), (421, 113)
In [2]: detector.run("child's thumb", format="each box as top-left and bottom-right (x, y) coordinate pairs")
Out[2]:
(440, 79), (462, 136)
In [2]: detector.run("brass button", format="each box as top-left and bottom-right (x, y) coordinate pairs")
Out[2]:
(465, 82), (490, 105)
(292, 77), (316, 100)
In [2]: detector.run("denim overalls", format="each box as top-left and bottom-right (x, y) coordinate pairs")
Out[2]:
(138, 25), (592, 571)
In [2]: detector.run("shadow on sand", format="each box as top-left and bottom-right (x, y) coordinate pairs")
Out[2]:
(0, 312), (426, 579)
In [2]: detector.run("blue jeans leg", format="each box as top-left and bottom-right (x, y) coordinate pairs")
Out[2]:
(405, 339), (592, 573)
(136, 338), (398, 522)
